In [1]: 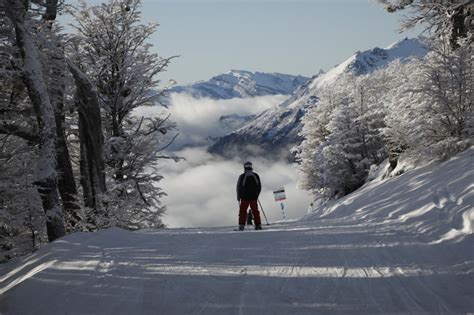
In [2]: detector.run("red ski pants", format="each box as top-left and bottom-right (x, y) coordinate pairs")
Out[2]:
(239, 199), (261, 226)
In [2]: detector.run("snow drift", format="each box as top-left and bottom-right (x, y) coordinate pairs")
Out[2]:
(305, 148), (474, 243)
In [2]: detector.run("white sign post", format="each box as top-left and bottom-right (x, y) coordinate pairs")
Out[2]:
(273, 187), (287, 220)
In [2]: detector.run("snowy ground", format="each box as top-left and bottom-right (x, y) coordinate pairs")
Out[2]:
(1, 150), (473, 314)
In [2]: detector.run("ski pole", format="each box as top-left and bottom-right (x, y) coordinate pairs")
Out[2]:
(257, 199), (270, 225)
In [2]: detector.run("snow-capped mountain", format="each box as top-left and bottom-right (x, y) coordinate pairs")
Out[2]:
(209, 38), (429, 158)
(163, 71), (307, 150)
(168, 70), (310, 99)
(309, 37), (428, 90)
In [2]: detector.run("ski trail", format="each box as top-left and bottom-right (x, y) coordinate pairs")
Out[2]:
(1, 215), (473, 314)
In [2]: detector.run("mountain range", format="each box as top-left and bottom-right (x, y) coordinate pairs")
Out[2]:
(169, 70), (309, 99)
(208, 38), (429, 159)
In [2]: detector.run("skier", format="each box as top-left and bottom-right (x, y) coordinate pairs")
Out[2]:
(236, 161), (262, 231)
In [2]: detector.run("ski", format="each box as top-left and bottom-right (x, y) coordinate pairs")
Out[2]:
(233, 228), (263, 231)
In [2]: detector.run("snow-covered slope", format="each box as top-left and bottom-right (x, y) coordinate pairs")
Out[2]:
(309, 38), (428, 89)
(209, 38), (429, 158)
(306, 148), (474, 242)
(0, 148), (473, 314)
(169, 70), (309, 99)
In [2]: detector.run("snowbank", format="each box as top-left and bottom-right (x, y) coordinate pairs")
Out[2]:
(305, 148), (474, 242)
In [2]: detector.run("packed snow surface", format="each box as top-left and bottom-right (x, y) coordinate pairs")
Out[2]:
(1, 149), (473, 314)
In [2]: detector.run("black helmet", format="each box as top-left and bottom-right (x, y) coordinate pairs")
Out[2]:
(244, 161), (253, 170)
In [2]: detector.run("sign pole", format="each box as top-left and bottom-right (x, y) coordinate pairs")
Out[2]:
(273, 187), (288, 221)
(257, 199), (270, 225)
(280, 202), (287, 221)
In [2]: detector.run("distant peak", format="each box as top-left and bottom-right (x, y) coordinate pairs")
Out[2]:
(170, 70), (310, 99)
(227, 69), (252, 75)
(385, 37), (424, 50)
(310, 37), (429, 90)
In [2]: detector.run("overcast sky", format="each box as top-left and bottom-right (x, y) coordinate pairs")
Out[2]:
(76, 0), (421, 85)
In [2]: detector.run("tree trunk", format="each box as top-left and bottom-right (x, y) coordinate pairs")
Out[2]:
(42, 0), (59, 21)
(50, 53), (82, 229)
(55, 109), (82, 228)
(41, 0), (82, 229)
(68, 61), (106, 213)
(449, 3), (473, 49)
(5, 0), (65, 241)
(79, 111), (96, 210)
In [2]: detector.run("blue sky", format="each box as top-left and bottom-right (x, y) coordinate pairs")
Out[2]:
(77, 0), (421, 85)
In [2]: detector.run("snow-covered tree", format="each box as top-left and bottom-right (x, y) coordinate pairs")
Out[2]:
(298, 27), (472, 202)
(0, 140), (47, 262)
(297, 85), (344, 196)
(2, 0), (66, 241)
(70, 0), (177, 229)
(383, 38), (473, 159)
(297, 74), (388, 200)
(376, 0), (473, 48)
(102, 114), (177, 229)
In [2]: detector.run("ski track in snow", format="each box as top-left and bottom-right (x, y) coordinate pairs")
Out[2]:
(0, 221), (473, 315)
(1, 150), (473, 314)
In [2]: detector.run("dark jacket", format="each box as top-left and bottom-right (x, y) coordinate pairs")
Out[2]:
(237, 170), (261, 201)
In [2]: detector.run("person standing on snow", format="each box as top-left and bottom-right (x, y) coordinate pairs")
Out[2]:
(236, 161), (262, 231)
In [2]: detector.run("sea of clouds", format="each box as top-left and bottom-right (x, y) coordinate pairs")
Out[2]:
(135, 93), (313, 228)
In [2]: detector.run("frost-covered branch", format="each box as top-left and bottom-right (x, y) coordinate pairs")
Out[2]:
(69, 0), (177, 230)
(376, 0), (473, 48)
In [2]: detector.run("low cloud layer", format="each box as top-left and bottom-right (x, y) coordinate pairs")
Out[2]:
(135, 93), (287, 149)
(160, 147), (313, 228)
(135, 94), (313, 228)
(168, 93), (287, 148)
